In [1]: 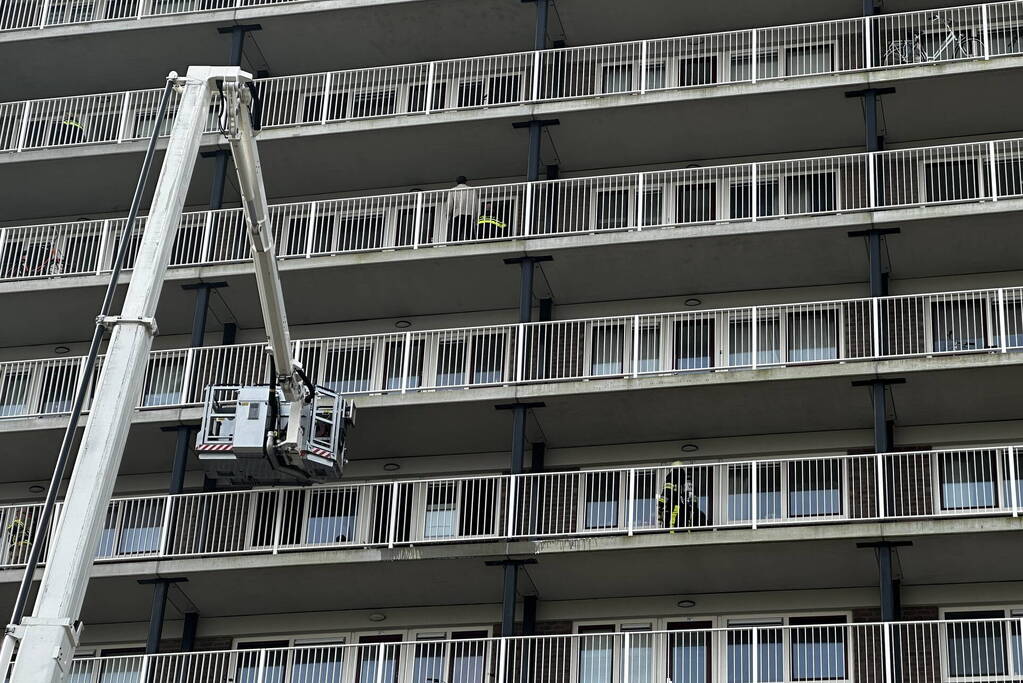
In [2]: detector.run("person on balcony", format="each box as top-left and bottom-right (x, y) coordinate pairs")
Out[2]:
(477, 202), (508, 239)
(447, 176), (478, 242)
(657, 462), (708, 532)
(59, 115), (85, 144)
(6, 517), (31, 557)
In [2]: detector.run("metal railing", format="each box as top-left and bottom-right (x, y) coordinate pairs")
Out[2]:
(41, 617), (1023, 683)
(4, 135), (1023, 282)
(3, 2), (1023, 147)
(0, 445), (1019, 568)
(0, 286), (1021, 419)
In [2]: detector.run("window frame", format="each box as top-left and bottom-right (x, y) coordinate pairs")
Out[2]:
(923, 294), (997, 355)
(917, 155), (989, 205)
(938, 607), (1023, 682)
(718, 455), (851, 525)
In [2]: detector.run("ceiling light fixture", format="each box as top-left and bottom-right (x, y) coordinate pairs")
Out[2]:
(677, 600), (697, 608)
(680, 444), (699, 453)
(684, 299), (702, 307)
(395, 320), (412, 329)
(28, 485), (45, 493)
(369, 613), (387, 622)
(54, 346), (70, 354)
(383, 463), (400, 472)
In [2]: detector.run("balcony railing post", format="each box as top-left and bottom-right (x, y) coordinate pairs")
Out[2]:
(515, 323), (526, 383)
(751, 627), (759, 683)
(386, 482), (400, 548)
(38, 0), (50, 27)
(373, 644), (386, 683)
(496, 638), (508, 683)
(425, 62), (436, 113)
(16, 101), (32, 152)
(627, 468), (637, 536)
(751, 163), (758, 222)
(523, 183), (534, 238)
(305, 202), (317, 257)
(868, 152), (877, 208)
(751, 306), (758, 369)
(271, 489), (284, 555)
(882, 622), (894, 683)
(400, 331), (412, 394)
(636, 173), (645, 230)
(876, 453), (887, 519)
(96, 220), (111, 274)
(640, 40), (649, 93)
(998, 288), (1009, 353)
(872, 297), (881, 359)
(982, 3), (991, 60)
(865, 16), (874, 69)
(632, 315), (640, 378)
(138, 655), (150, 683)
(1007, 446), (1019, 517)
(506, 475), (518, 538)
(412, 191), (424, 249)
(989, 140), (999, 201)
(750, 461), (758, 530)
(255, 649), (268, 683)
(532, 50), (542, 101)
(179, 348), (195, 405)
(199, 210), (213, 264)
(115, 91), (132, 143)
(157, 495), (173, 557)
(751, 29), (759, 84)
(622, 632), (631, 683)
(321, 73), (333, 125)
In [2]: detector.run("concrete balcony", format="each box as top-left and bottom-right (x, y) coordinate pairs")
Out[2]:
(2, 3), (1023, 222)
(3, 137), (1023, 349)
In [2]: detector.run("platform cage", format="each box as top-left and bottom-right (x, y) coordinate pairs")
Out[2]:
(195, 384), (352, 485)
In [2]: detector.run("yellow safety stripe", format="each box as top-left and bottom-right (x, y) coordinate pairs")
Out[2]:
(663, 482), (677, 491)
(477, 217), (507, 228)
(62, 119), (84, 130)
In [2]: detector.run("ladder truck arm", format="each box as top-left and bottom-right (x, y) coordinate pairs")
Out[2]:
(4, 65), (351, 683)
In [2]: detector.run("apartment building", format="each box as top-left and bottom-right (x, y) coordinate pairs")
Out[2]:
(2, 0), (1023, 680)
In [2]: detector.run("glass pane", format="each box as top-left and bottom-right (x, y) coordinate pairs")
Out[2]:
(326, 346), (372, 393)
(590, 325), (625, 376)
(437, 340), (467, 387)
(596, 190), (630, 230)
(791, 626), (846, 681)
(785, 45), (834, 76)
(925, 160), (981, 203)
(117, 502), (164, 553)
(787, 310), (838, 362)
(789, 460), (842, 517)
(940, 451), (997, 510)
(729, 318), (781, 367)
(142, 358), (184, 406)
(785, 173), (837, 214)
(946, 621), (1007, 676)
(471, 334), (506, 384)
(728, 628), (784, 683)
(675, 319), (714, 370)
(0, 372), (31, 417)
(585, 472), (620, 529)
(306, 489), (358, 544)
(637, 325), (661, 373)
(579, 631), (615, 683)
(601, 64), (633, 94)
(668, 629), (710, 683)
(425, 482), (458, 539)
(677, 183), (717, 223)
(632, 470), (660, 528)
(931, 299), (988, 352)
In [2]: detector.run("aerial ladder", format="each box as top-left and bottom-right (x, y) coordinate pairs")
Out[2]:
(0, 65), (353, 683)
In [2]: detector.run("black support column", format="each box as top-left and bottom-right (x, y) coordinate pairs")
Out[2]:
(486, 559), (537, 636)
(138, 577), (188, 654)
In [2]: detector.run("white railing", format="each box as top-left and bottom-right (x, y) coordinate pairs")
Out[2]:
(3, 2), (1023, 148)
(0, 286), (1020, 419)
(4, 135), (1023, 283)
(0, 445), (1018, 568)
(40, 617), (1023, 683)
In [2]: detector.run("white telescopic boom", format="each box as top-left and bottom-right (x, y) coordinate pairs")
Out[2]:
(220, 77), (305, 404)
(6, 66), (238, 683)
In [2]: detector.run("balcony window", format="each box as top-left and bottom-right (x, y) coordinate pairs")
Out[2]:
(424, 482), (458, 539)
(729, 53), (780, 80)
(71, 646), (146, 683)
(457, 74), (523, 107)
(727, 621), (784, 683)
(383, 339), (423, 391)
(290, 639), (347, 683)
(590, 323), (626, 376)
(436, 340), (467, 387)
(788, 459), (843, 517)
(785, 45), (835, 76)
(583, 471), (621, 530)
(938, 450), (998, 511)
(411, 630), (489, 683)
(302, 91), (349, 123)
(357, 634), (402, 683)
(407, 82), (448, 113)
(0, 370), (31, 417)
(470, 333), (507, 384)
(727, 463), (782, 522)
(674, 319), (714, 370)
(305, 488), (358, 544)
(945, 611), (1010, 678)
(601, 64), (633, 94)
(786, 310), (839, 362)
(632, 470), (661, 528)
(789, 615), (847, 681)
(141, 356), (185, 406)
(351, 89), (397, 118)
(636, 324), (662, 373)
(395, 205), (437, 247)
(923, 160), (982, 203)
(676, 182), (717, 224)
(40, 362), (78, 414)
(728, 317), (782, 367)
(324, 346), (373, 393)
(96, 501), (164, 557)
(729, 179), (781, 220)
(931, 299), (989, 352)
(679, 56), (718, 87)
(595, 189), (631, 230)
(666, 621), (714, 683)
(642, 187), (665, 227)
(575, 623), (654, 683)
(577, 625), (616, 683)
(785, 173), (837, 215)
(236, 640), (289, 683)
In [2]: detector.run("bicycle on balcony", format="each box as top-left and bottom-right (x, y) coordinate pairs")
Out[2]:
(881, 14), (986, 65)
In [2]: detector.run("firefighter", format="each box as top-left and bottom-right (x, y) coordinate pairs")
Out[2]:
(657, 462), (708, 532)
(6, 517), (31, 557)
(446, 176), (478, 242)
(476, 202), (508, 239)
(59, 115), (85, 144)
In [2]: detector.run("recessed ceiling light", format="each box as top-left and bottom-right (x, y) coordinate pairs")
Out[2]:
(684, 299), (702, 307)
(680, 444), (699, 453)
(677, 600), (697, 608)
(383, 463), (400, 471)
(395, 320), (412, 329)
(54, 346), (70, 354)
(369, 613), (387, 622)
(28, 485), (45, 493)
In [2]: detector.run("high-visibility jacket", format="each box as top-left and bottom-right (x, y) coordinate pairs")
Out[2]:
(477, 215), (507, 230)
(6, 519), (30, 548)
